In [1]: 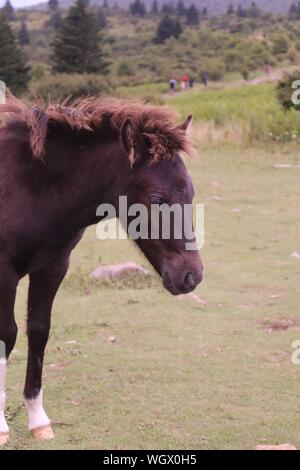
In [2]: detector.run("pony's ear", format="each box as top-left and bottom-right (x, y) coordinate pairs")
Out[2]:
(176, 114), (193, 133)
(120, 118), (146, 167)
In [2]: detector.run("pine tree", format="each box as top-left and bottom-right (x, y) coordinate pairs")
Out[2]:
(51, 0), (109, 74)
(247, 1), (261, 18)
(155, 14), (182, 43)
(176, 0), (186, 16)
(0, 13), (29, 92)
(288, 2), (300, 20)
(289, 3), (297, 19)
(227, 3), (235, 15)
(151, 0), (159, 15)
(2, 0), (15, 21)
(18, 20), (30, 45)
(237, 4), (247, 18)
(49, 10), (61, 29)
(186, 4), (199, 26)
(202, 6), (208, 17)
(161, 2), (175, 15)
(129, 0), (146, 17)
(48, 0), (60, 29)
(48, 0), (59, 11)
(97, 7), (107, 28)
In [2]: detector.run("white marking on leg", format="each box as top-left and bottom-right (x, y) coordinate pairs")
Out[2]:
(25, 389), (51, 431)
(0, 358), (9, 434)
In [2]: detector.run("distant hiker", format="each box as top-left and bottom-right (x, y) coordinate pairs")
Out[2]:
(181, 75), (189, 92)
(169, 78), (177, 95)
(189, 78), (194, 89)
(265, 65), (272, 76)
(202, 73), (208, 87)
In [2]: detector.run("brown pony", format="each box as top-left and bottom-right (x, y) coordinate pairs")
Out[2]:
(0, 94), (203, 444)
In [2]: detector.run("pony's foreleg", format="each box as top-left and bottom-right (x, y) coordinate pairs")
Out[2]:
(0, 265), (18, 446)
(0, 358), (9, 446)
(24, 260), (69, 440)
(0, 357), (10, 446)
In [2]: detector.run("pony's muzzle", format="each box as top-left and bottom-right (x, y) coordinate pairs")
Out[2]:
(162, 263), (203, 295)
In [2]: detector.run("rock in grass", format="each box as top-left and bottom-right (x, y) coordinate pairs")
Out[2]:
(90, 262), (148, 279)
(107, 336), (116, 343)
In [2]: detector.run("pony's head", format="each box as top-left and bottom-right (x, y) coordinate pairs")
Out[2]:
(120, 115), (203, 295)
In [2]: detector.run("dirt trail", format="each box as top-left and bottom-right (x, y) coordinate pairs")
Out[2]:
(250, 64), (300, 85)
(185, 64), (300, 94)
(219, 64), (300, 91)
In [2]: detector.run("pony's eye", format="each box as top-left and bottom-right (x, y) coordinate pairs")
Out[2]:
(149, 195), (165, 205)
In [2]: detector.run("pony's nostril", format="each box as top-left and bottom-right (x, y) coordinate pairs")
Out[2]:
(184, 272), (195, 290)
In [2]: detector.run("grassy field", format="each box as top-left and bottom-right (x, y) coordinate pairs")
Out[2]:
(2, 140), (300, 449)
(119, 80), (300, 147)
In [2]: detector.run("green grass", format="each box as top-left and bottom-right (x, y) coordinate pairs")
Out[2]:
(2, 145), (300, 450)
(114, 81), (300, 147)
(170, 83), (277, 122)
(169, 82), (300, 143)
(116, 82), (167, 103)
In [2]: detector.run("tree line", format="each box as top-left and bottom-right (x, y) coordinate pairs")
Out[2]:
(0, 0), (109, 92)
(1, 0), (300, 93)
(288, 2), (300, 20)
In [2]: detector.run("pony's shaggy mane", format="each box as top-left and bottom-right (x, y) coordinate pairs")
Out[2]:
(0, 92), (192, 161)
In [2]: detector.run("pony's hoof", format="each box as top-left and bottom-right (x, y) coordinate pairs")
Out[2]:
(31, 424), (54, 440)
(0, 433), (9, 446)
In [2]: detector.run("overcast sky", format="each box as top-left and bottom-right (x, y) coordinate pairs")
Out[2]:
(0, 0), (47, 7)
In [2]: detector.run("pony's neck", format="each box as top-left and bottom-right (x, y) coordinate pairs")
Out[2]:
(62, 138), (131, 230)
